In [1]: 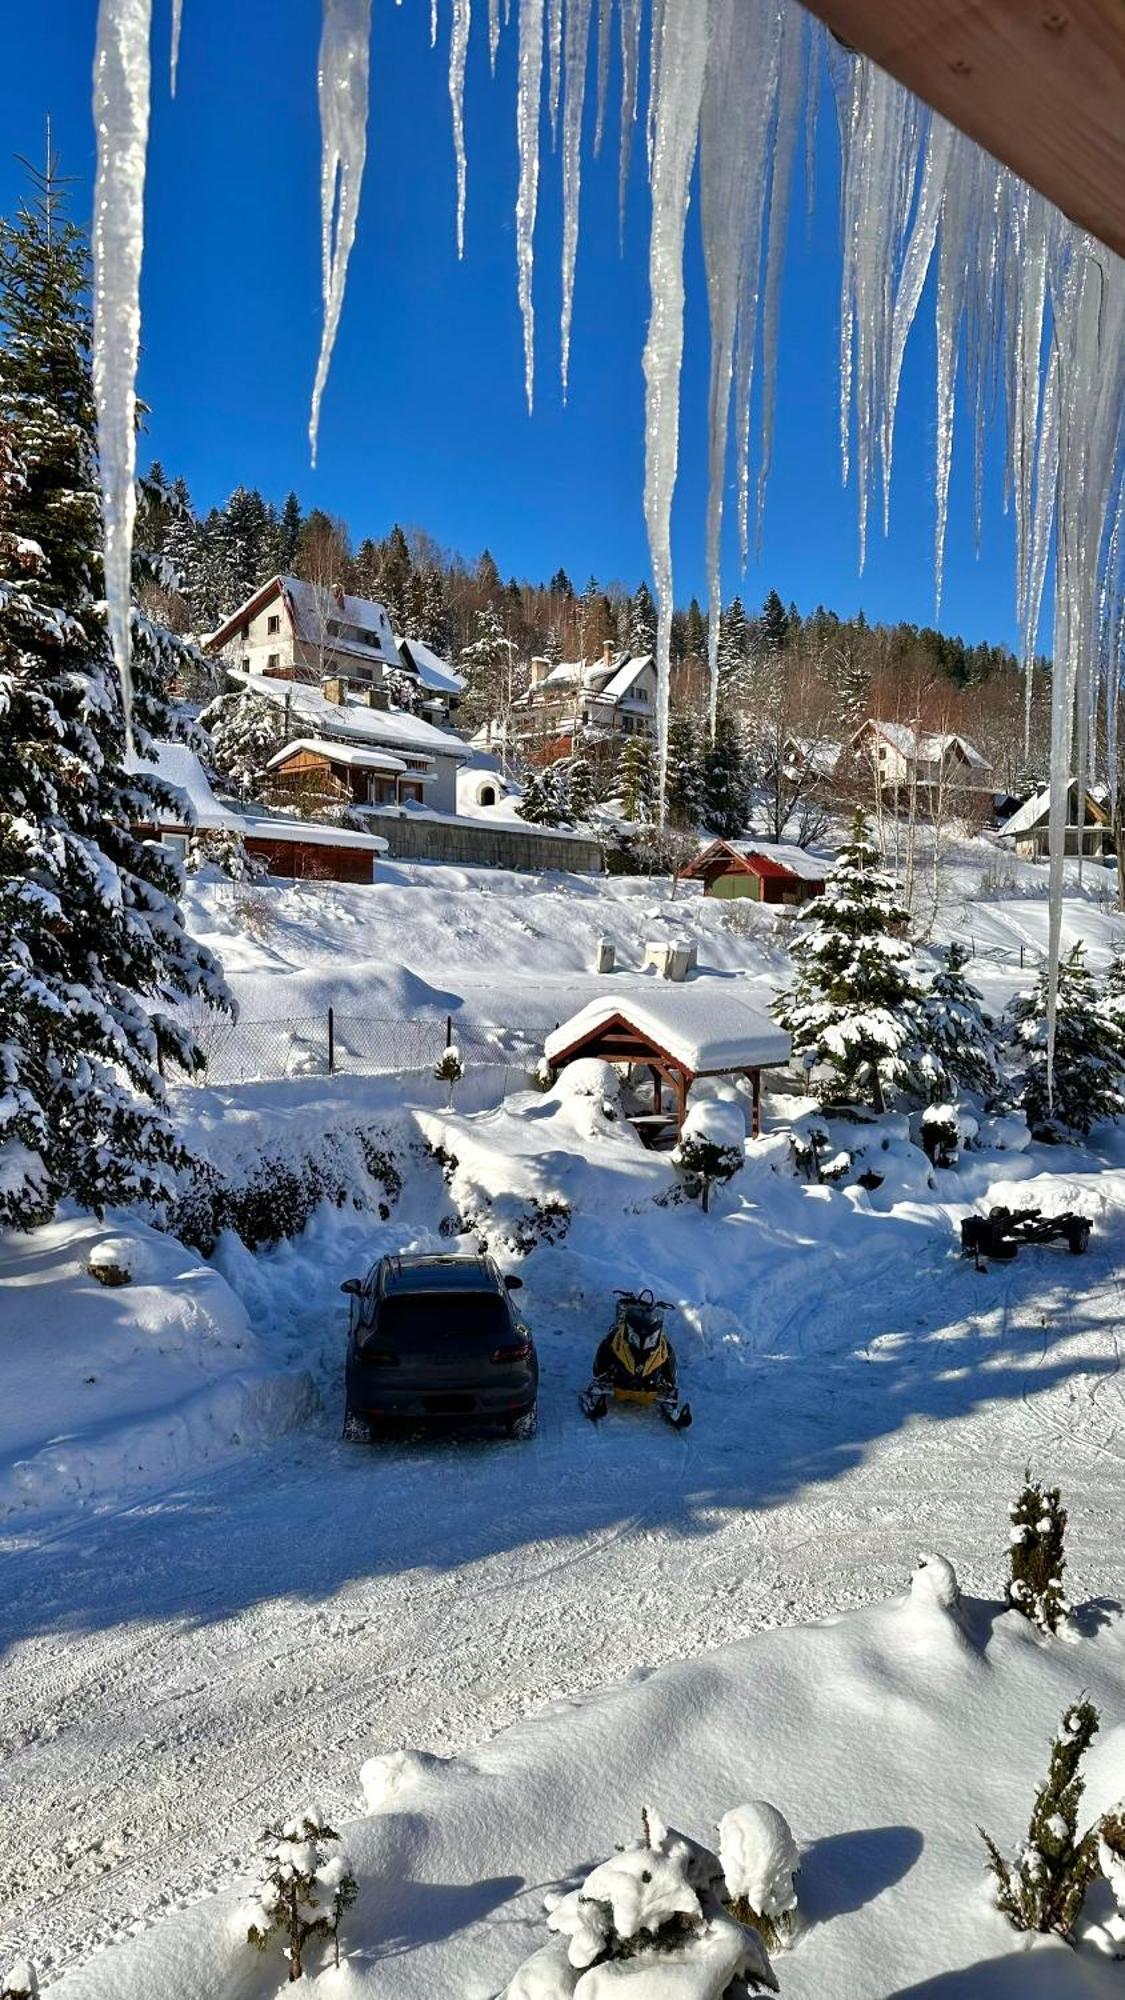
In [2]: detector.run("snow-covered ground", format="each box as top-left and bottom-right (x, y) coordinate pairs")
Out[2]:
(4, 838), (1125, 1992)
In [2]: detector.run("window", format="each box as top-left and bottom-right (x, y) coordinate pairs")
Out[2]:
(162, 833), (188, 865)
(240, 657), (250, 672)
(267, 614), (280, 635)
(267, 652), (280, 671)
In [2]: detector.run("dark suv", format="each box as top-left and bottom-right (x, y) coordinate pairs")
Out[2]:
(342, 1253), (538, 1440)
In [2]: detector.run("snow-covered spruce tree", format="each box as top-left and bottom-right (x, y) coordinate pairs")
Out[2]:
(567, 754), (596, 823)
(434, 1042), (464, 1109)
(980, 1701), (1099, 1939)
(718, 1802), (800, 1954)
(701, 711), (750, 838)
(0, 162), (230, 1229)
(618, 733), (657, 824)
(459, 603), (516, 734)
(665, 712), (703, 829)
(918, 941), (1005, 1102)
(672, 1103), (745, 1212)
(200, 687), (288, 800)
(1, 1962), (38, 2000)
(775, 811), (924, 1112)
(1096, 1804), (1125, 1939)
(518, 768), (551, 825)
(1007, 1478), (1069, 1635)
(506, 1809), (778, 1996)
(246, 1809), (357, 1981)
(1007, 943), (1125, 1139)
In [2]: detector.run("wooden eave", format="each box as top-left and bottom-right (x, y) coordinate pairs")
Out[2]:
(799, 0), (1125, 259)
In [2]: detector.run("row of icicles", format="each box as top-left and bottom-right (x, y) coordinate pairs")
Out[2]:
(91, 0), (1124, 1038)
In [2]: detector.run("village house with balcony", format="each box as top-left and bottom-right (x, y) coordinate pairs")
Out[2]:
(506, 642), (657, 760)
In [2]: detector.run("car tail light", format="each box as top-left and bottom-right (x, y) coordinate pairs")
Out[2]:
(362, 1348), (400, 1366)
(491, 1338), (532, 1364)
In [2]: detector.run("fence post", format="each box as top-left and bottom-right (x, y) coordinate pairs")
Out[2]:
(446, 1014), (453, 1049)
(328, 1005), (335, 1075)
(1019, 944), (1024, 968)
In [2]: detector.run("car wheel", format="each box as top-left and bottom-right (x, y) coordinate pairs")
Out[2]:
(507, 1403), (538, 1441)
(342, 1405), (373, 1444)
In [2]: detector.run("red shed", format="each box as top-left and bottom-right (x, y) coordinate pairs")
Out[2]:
(677, 839), (826, 905)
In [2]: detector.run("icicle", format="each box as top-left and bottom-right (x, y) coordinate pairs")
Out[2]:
(547, 0), (563, 145)
(616, 0), (641, 243)
(803, 13), (819, 221)
(560, 0), (593, 395)
(731, 3), (782, 570)
(643, 0), (712, 819)
(883, 114), (953, 529)
(170, 0), (182, 93)
(515, 0), (545, 410)
(489, 0), (501, 69)
(432, 0), (439, 51)
(753, 0), (804, 546)
(594, 0), (612, 156)
(449, 0), (471, 255)
(92, 0), (153, 747)
(309, 0), (371, 465)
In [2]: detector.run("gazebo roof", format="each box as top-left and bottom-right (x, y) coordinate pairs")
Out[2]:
(544, 987), (791, 1077)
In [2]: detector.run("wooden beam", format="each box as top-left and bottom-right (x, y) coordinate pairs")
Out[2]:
(799, 0), (1125, 259)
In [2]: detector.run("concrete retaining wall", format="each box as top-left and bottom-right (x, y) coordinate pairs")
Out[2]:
(375, 814), (604, 874)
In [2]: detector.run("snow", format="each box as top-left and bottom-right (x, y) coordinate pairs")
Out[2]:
(124, 741), (243, 831)
(394, 632), (465, 695)
(712, 840), (829, 883)
(717, 1802), (799, 1924)
(677, 1097), (747, 1150)
(265, 737), (408, 775)
(545, 989), (791, 1075)
(229, 672), (470, 763)
(278, 574), (401, 668)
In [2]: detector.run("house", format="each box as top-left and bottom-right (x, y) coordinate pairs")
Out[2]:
(676, 839), (827, 904)
(228, 669), (471, 817)
(844, 720), (992, 809)
(394, 634), (465, 726)
(998, 782), (1115, 860)
(782, 735), (841, 781)
(126, 741), (388, 884)
(543, 988), (791, 1138)
(265, 738), (417, 811)
(208, 575), (403, 688)
(508, 642), (658, 759)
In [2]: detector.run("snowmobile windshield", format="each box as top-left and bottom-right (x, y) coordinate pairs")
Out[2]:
(621, 1304), (663, 1348)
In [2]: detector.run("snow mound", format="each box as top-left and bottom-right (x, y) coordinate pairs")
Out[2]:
(717, 1803), (799, 1924)
(360, 1748), (452, 1812)
(678, 1100), (747, 1150)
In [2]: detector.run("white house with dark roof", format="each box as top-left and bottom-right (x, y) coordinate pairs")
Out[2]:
(230, 668), (470, 816)
(208, 575), (403, 687)
(506, 641), (657, 758)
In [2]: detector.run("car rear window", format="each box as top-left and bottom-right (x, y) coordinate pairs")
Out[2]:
(377, 1292), (510, 1348)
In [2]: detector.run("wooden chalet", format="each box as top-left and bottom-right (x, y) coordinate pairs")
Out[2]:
(266, 736), (424, 810)
(677, 839), (826, 905)
(543, 990), (791, 1140)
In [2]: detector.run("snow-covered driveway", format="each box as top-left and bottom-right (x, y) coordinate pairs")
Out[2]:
(4, 1188), (1125, 1982)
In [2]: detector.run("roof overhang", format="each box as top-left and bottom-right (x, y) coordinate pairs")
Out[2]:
(799, 0), (1125, 259)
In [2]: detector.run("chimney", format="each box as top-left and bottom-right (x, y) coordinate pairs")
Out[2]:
(530, 656), (549, 686)
(363, 687), (390, 711)
(603, 639), (615, 669)
(321, 676), (347, 706)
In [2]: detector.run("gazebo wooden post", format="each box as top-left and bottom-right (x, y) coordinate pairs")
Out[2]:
(673, 1066), (690, 1132)
(651, 1065), (663, 1113)
(750, 1067), (762, 1139)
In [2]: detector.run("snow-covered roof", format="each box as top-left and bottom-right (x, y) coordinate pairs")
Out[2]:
(545, 987), (791, 1074)
(125, 740), (243, 830)
(861, 721), (990, 770)
(726, 840), (828, 881)
(209, 575), (403, 669)
(998, 781), (1109, 837)
(525, 653), (654, 704)
(784, 735), (841, 775)
(233, 811), (387, 852)
(600, 655), (654, 702)
(266, 737), (408, 775)
(395, 634), (465, 696)
(229, 672), (472, 762)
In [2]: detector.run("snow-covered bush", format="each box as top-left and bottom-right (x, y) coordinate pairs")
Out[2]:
(504, 1809), (778, 1997)
(673, 1102), (745, 1212)
(1007, 944), (1125, 1139)
(1096, 1804), (1125, 1944)
(919, 1103), (959, 1168)
(166, 1124), (404, 1255)
(918, 942), (1004, 1102)
(1007, 1479), (1069, 1635)
(185, 826), (256, 880)
(718, 1803), (800, 1953)
(1, 1963), (38, 2000)
(434, 1042), (465, 1108)
(980, 1700), (1100, 1939)
(774, 812), (924, 1113)
(246, 1808), (357, 1981)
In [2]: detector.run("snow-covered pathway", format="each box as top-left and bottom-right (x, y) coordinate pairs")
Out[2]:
(4, 1207), (1125, 1982)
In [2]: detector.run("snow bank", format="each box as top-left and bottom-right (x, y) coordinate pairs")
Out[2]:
(45, 1577), (1125, 1998)
(0, 1214), (316, 1520)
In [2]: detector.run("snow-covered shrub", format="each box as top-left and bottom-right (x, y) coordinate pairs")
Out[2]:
(912, 1552), (961, 1611)
(1, 1963), (38, 2000)
(185, 826), (256, 880)
(434, 1042), (465, 1108)
(718, 1803), (800, 1953)
(1007, 1479), (1069, 1635)
(533, 1055), (555, 1092)
(166, 1125), (404, 1255)
(673, 1102), (745, 1213)
(87, 1237), (136, 1287)
(918, 942), (1004, 1102)
(505, 1809), (778, 1997)
(980, 1700), (1100, 1939)
(1007, 944), (1125, 1139)
(246, 1808), (357, 1981)
(920, 1103), (959, 1168)
(1096, 1805), (1125, 1942)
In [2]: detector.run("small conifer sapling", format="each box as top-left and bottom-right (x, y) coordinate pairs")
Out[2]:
(980, 1700), (1099, 1938)
(1008, 1478), (1069, 1634)
(246, 1809), (357, 1981)
(434, 1044), (465, 1109)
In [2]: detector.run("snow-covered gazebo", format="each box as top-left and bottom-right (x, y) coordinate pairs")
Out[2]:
(544, 989), (791, 1139)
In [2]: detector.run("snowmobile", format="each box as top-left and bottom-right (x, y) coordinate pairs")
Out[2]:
(961, 1204), (1091, 1267)
(580, 1290), (693, 1430)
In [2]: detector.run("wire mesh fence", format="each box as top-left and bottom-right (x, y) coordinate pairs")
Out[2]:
(181, 1008), (542, 1093)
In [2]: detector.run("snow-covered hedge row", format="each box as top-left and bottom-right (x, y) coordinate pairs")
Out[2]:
(165, 1122), (407, 1255)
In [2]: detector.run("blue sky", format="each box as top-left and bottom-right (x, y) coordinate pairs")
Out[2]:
(5, 1), (1027, 646)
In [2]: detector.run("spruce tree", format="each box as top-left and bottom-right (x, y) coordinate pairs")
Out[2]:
(717, 596), (749, 685)
(918, 941), (1005, 1102)
(567, 755), (596, 822)
(701, 711), (749, 838)
(628, 579), (657, 655)
(1007, 944), (1125, 1139)
(459, 604), (515, 734)
(201, 689), (288, 800)
(1007, 1478), (1069, 1634)
(278, 490), (303, 570)
(775, 812), (923, 1112)
(758, 587), (790, 653)
(618, 734), (657, 823)
(518, 768), (550, 824)
(665, 713), (703, 829)
(246, 1810), (357, 1980)
(0, 162), (230, 1228)
(980, 1702), (1099, 1939)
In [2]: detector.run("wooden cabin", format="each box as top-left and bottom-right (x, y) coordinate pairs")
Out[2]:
(543, 990), (791, 1140)
(677, 839), (827, 906)
(266, 737), (427, 810)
